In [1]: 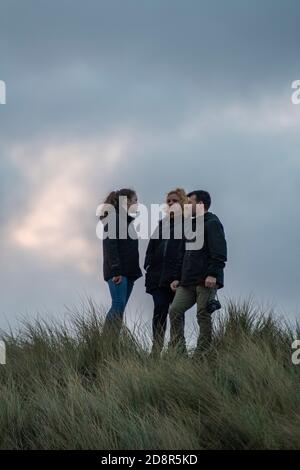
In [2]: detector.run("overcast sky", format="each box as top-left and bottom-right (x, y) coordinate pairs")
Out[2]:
(1, 0), (300, 333)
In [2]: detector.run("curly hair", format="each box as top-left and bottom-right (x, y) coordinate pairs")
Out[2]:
(166, 187), (188, 210)
(99, 188), (136, 220)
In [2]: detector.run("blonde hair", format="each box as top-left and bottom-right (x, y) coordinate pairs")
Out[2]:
(166, 187), (188, 210)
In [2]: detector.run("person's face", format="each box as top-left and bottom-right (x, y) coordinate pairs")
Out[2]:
(166, 193), (180, 208)
(128, 193), (138, 212)
(188, 194), (198, 214)
(188, 195), (204, 216)
(166, 193), (182, 217)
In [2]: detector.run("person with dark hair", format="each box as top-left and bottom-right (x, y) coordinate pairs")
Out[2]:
(144, 188), (187, 357)
(169, 190), (227, 357)
(100, 188), (142, 339)
(187, 190), (211, 211)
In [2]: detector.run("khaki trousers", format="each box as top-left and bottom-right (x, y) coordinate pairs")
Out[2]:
(169, 285), (217, 354)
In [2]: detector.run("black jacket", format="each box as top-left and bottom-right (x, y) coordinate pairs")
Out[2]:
(102, 211), (142, 282)
(178, 212), (227, 289)
(144, 217), (183, 293)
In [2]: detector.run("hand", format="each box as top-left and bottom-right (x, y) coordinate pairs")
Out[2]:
(112, 275), (122, 284)
(205, 276), (217, 288)
(170, 280), (180, 292)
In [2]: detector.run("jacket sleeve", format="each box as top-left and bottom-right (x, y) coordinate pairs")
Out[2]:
(172, 239), (185, 281)
(103, 214), (121, 276)
(144, 238), (156, 270)
(206, 220), (227, 278)
(105, 237), (121, 277)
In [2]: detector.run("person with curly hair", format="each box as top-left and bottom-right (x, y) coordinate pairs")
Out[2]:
(100, 188), (142, 340)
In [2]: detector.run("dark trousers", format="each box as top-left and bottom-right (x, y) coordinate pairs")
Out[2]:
(151, 287), (175, 355)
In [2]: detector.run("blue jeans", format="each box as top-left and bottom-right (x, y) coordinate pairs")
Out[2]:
(103, 277), (134, 334)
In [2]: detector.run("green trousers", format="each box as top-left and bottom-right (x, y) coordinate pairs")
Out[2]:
(169, 285), (217, 354)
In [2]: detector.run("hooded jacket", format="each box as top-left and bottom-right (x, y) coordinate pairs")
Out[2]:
(178, 211), (227, 288)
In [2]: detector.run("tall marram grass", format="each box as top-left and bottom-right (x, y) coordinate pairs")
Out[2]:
(0, 299), (299, 450)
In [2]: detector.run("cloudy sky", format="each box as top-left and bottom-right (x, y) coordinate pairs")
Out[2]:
(1, 0), (300, 332)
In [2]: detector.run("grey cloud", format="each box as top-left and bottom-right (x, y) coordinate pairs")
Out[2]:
(1, 0), (300, 328)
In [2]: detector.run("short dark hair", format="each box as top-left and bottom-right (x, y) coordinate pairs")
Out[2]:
(187, 190), (211, 210)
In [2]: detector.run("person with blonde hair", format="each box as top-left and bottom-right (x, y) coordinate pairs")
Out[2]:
(144, 188), (187, 357)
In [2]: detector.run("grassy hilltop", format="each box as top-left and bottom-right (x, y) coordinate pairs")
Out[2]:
(0, 300), (299, 450)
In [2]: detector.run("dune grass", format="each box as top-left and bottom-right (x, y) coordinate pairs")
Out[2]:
(0, 299), (299, 450)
